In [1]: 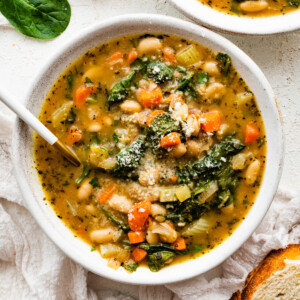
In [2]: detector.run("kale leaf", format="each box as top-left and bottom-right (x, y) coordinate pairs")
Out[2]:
(111, 136), (146, 178)
(147, 251), (176, 272)
(216, 53), (232, 76)
(124, 263), (138, 273)
(164, 197), (210, 223)
(100, 207), (130, 232)
(177, 136), (245, 184)
(146, 61), (174, 83)
(138, 243), (185, 255)
(177, 72), (198, 98)
(145, 113), (182, 157)
(108, 71), (136, 104)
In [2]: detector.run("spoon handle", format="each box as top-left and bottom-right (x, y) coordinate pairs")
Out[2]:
(0, 88), (57, 145)
(0, 88), (80, 167)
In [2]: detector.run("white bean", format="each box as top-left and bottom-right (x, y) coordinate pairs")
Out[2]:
(139, 168), (160, 186)
(146, 230), (159, 244)
(120, 100), (142, 114)
(240, 1), (268, 12)
(151, 222), (177, 243)
(137, 37), (162, 54)
(89, 228), (114, 243)
(77, 179), (93, 200)
(151, 203), (167, 222)
(170, 143), (187, 158)
(102, 115), (113, 126)
(88, 122), (102, 132)
(185, 140), (201, 158)
(187, 114), (200, 136)
(172, 103), (189, 121)
(202, 61), (220, 77)
(205, 83), (226, 100)
(108, 194), (133, 214)
(245, 159), (261, 185)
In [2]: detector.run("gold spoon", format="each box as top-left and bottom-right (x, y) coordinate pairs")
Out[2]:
(0, 88), (80, 167)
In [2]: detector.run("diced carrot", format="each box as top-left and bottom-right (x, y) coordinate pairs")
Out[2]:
(146, 110), (165, 126)
(138, 88), (163, 108)
(98, 185), (116, 204)
(200, 111), (222, 132)
(66, 125), (82, 145)
(144, 216), (153, 228)
(128, 200), (151, 232)
(128, 50), (138, 64)
(163, 47), (176, 63)
(172, 237), (187, 250)
(171, 175), (178, 183)
(244, 124), (260, 144)
(132, 247), (147, 262)
(128, 231), (145, 244)
(107, 51), (124, 64)
(160, 132), (181, 148)
(75, 85), (97, 108)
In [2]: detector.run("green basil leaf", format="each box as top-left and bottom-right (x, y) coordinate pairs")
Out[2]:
(0, 0), (71, 39)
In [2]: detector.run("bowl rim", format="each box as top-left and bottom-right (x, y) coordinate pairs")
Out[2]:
(168, 0), (300, 35)
(11, 14), (284, 285)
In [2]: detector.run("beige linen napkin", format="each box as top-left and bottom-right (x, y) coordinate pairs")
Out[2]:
(0, 102), (299, 300)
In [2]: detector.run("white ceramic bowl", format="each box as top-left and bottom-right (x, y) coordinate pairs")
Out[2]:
(168, 0), (300, 35)
(12, 14), (283, 285)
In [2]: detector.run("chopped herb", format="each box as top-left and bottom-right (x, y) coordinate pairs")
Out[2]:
(147, 61), (174, 83)
(108, 71), (136, 104)
(75, 163), (90, 185)
(188, 244), (205, 254)
(65, 107), (76, 124)
(113, 133), (119, 143)
(91, 245), (96, 252)
(197, 72), (209, 85)
(89, 133), (101, 146)
(62, 181), (70, 186)
(89, 177), (100, 188)
(85, 77), (93, 84)
(289, 0), (299, 7)
(100, 207), (130, 232)
(67, 74), (74, 90)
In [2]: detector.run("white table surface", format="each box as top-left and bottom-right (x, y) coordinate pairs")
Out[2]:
(0, 0), (299, 297)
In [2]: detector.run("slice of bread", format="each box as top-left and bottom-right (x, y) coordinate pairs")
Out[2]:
(230, 244), (300, 300)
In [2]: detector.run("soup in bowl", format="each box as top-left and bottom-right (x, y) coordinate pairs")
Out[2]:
(168, 0), (300, 35)
(12, 14), (283, 284)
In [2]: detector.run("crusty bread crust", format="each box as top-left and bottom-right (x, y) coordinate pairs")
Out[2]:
(230, 244), (300, 300)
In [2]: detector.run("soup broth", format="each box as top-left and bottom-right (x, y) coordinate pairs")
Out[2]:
(35, 34), (266, 272)
(199, 0), (299, 17)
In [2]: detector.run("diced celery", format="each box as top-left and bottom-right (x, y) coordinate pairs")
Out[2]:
(100, 243), (121, 258)
(51, 101), (73, 127)
(97, 157), (117, 170)
(100, 243), (130, 262)
(235, 92), (253, 106)
(89, 146), (109, 167)
(181, 217), (211, 237)
(175, 185), (191, 202)
(86, 95), (98, 103)
(159, 187), (177, 202)
(176, 45), (202, 66)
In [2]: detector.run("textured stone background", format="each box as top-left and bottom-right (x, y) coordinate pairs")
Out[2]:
(0, 0), (299, 296)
